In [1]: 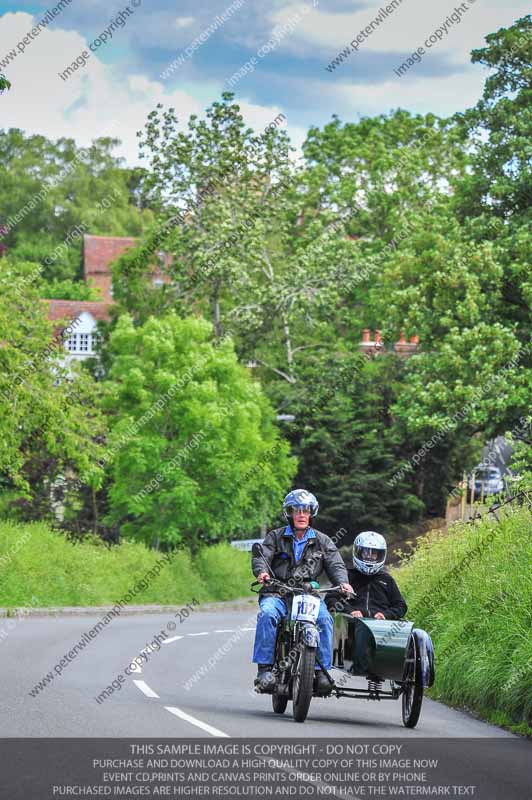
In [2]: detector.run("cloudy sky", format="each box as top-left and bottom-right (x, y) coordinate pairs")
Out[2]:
(0, 0), (527, 164)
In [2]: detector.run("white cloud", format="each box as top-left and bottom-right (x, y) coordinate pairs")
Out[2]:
(0, 12), (200, 163)
(0, 11), (290, 165)
(285, 0), (530, 64)
(334, 67), (484, 119)
(174, 17), (194, 29)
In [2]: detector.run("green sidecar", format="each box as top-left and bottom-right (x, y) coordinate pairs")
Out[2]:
(330, 612), (435, 728)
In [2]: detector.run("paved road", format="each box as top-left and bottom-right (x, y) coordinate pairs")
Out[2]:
(2, 600), (519, 738)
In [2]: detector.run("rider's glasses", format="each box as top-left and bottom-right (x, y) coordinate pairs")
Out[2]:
(290, 505), (311, 515)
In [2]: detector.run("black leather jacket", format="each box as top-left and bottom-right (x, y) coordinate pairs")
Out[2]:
(326, 567), (407, 619)
(252, 526), (348, 598)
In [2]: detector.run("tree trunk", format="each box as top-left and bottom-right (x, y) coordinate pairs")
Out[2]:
(213, 284), (222, 338)
(283, 314), (295, 382)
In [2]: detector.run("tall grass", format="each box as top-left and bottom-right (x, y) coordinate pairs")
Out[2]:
(398, 507), (532, 735)
(0, 521), (252, 608)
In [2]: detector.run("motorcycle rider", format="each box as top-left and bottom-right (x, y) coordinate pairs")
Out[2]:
(327, 531), (407, 620)
(252, 489), (354, 694)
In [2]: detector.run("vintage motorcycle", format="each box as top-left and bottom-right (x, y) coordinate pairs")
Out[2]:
(251, 544), (434, 726)
(251, 572), (345, 722)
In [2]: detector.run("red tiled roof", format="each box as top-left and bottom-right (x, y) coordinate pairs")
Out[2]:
(83, 235), (138, 278)
(43, 299), (114, 324)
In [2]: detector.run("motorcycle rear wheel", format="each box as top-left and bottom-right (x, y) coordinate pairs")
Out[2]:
(272, 692), (288, 714)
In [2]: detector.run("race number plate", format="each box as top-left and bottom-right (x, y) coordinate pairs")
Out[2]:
(291, 593), (320, 622)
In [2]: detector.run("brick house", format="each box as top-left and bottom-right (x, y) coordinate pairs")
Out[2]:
(83, 234), (138, 303)
(42, 234), (419, 365)
(44, 234), (170, 363)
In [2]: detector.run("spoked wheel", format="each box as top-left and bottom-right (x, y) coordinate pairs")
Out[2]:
(402, 634), (423, 728)
(272, 691), (288, 714)
(271, 631), (289, 714)
(292, 644), (315, 722)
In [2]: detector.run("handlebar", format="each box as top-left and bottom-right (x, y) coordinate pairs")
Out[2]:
(250, 577), (357, 599)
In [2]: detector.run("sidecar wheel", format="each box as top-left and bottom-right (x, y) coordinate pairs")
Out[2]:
(402, 634), (423, 728)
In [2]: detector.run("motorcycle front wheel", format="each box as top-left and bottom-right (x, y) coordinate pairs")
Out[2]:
(292, 644), (315, 722)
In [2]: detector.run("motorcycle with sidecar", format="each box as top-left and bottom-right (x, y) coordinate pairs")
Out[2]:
(250, 544), (434, 726)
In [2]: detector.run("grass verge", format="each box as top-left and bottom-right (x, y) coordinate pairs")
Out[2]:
(0, 520), (252, 608)
(397, 506), (532, 735)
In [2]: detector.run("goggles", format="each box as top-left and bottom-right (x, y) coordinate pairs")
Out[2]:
(288, 505), (312, 515)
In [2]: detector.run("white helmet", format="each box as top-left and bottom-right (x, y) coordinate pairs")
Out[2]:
(353, 531), (387, 575)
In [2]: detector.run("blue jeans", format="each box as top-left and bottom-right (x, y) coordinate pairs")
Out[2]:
(252, 595), (333, 670)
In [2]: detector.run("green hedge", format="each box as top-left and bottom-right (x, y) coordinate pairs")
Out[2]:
(397, 507), (532, 735)
(0, 521), (251, 608)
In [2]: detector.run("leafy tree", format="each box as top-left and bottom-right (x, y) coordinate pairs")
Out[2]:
(114, 94), (358, 386)
(0, 259), (106, 515)
(453, 15), (532, 348)
(101, 313), (296, 547)
(286, 351), (429, 531)
(456, 15), (532, 221)
(0, 131), (150, 288)
(507, 416), (532, 492)
(41, 278), (102, 301)
(303, 109), (469, 242)
(348, 19), (532, 511)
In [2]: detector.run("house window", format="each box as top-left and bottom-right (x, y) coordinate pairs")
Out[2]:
(80, 333), (91, 352)
(64, 334), (78, 352)
(63, 332), (98, 354)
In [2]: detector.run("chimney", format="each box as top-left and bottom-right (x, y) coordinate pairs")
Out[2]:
(359, 328), (374, 357)
(394, 331), (420, 358)
(359, 328), (384, 358)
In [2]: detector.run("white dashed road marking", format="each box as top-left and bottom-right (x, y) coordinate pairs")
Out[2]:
(165, 706), (230, 737)
(133, 680), (159, 698)
(214, 629), (234, 633)
(188, 632), (209, 636)
(163, 635), (184, 644)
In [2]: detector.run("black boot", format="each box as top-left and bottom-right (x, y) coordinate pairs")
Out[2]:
(255, 665), (276, 692)
(314, 670), (332, 695)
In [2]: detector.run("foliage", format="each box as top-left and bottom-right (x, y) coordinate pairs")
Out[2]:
(101, 313), (296, 547)
(0, 130), (150, 285)
(2, 18), (531, 540)
(507, 416), (532, 492)
(303, 109), (469, 241)
(285, 352), (426, 531)
(0, 260), (106, 505)
(398, 506), (532, 734)
(114, 93), (357, 386)
(41, 278), (102, 301)
(0, 520), (250, 607)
